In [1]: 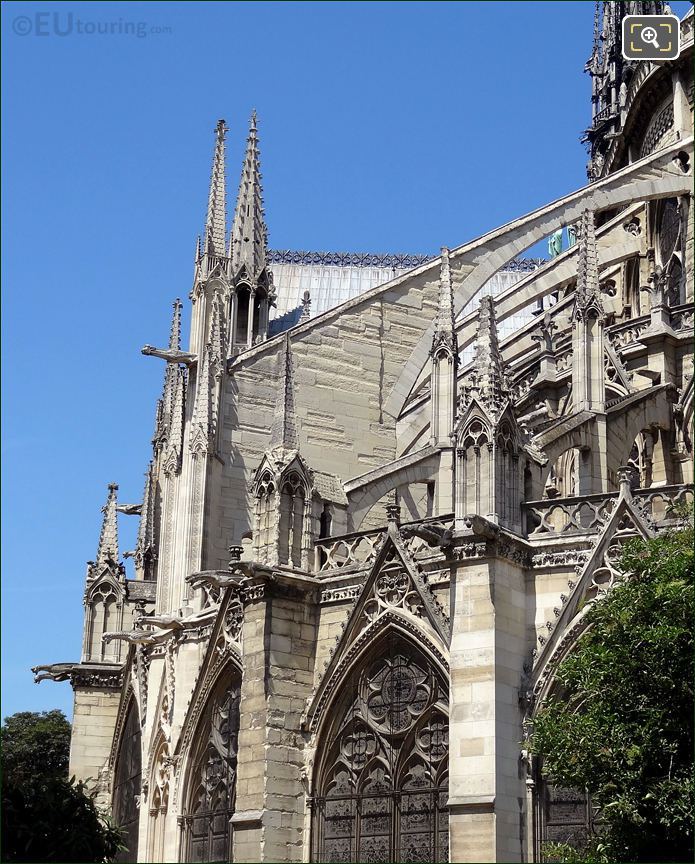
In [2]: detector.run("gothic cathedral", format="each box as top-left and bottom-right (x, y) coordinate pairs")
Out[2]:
(35, 4), (694, 862)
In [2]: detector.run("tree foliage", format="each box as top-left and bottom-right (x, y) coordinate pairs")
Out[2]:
(530, 512), (694, 863)
(1, 709), (125, 863)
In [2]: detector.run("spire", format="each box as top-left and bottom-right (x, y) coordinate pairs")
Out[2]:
(229, 111), (268, 280)
(471, 296), (508, 412)
(135, 463), (156, 579)
(431, 246), (458, 358)
(574, 209), (603, 320)
(203, 120), (227, 258)
(96, 483), (119, 567)
(269, 334), (299, 452)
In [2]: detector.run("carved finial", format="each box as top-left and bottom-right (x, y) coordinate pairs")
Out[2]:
(300, 290), (311, 323)
(431, 246), (458, 359)
(532, 311), (557, 353)
(617, 465), (638, 500)
(203, 120), (227, 258)
(269, 334), (299, 453)
(229, 111), (268, 279)
(386, 501), (401, 526)
(96, 483), (119, 568)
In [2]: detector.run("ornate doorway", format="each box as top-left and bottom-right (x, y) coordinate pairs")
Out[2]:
(312, 637), (449, 863)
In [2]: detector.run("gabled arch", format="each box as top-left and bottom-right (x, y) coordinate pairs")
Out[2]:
(309, 626), (449, 864)
(177, 666), (241, 863)
(306, 609), (449, 742)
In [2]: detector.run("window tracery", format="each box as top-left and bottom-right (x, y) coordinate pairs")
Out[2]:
(112, 699), (141, 863)
(312, 642), (449, 863)
(182, 677), (241, 863)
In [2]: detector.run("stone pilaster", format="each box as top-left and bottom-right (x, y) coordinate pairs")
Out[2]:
(449, 538), (528, 862)
(233, 580), (318, 863)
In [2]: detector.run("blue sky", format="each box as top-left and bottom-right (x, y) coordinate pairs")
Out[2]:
(2, 0), (691, 721)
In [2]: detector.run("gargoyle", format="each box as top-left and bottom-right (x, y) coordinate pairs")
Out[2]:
(228, 561), (274, 579)
(399, 522), (453, 550)
(31, 663), (75, 683)
(462, 514), (500, 540)
(134, 612), (185, 631)
(102, 629), (162, 646)
(141, 345), (197, 365)
(187, 562), (273, 592)
(187, 571), (246, 592)
(116, 503), (143, 516)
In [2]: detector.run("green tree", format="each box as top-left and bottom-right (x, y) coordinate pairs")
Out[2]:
(1, 709), (125, 863)
(530, 513), (694, 863)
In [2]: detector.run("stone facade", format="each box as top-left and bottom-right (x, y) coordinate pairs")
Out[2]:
(34, 6), (694, 863)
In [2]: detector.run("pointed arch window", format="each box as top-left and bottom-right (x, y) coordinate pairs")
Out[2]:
(311, 639), (449, 863)
(278, 470), (307, 568)
(254, 470), (276, 563)
(182, 676), (241, 863)
(112, 699), (141, 863)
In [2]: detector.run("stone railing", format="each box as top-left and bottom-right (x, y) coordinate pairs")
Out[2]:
(314, 528), (383, 574)
(526, 492), (618, 537)
(314, 514), (456, 574)
(633, 484), (694, 524)
(526, 484), (693, 537)
(607, 315), (650, 350)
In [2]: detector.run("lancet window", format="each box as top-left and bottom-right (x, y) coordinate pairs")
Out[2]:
(278, 470), (307, 568)
(112, 699), (142, 863)
(182, 676), (241, 863)
(254, 470), (276, 563)
(311, 639), (449, 863)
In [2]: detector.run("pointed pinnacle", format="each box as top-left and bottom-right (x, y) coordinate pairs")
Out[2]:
(209, 295), (226, 370)
(473, 296), (507, 410)
(136, 463), (155, 555)
(437, 247), (456, 331)
(229, 111), (268, 277)
(270, 334), (299, 452)
(191, 344), (212, 435)
(576, 208), (601, 316)
(169, 299), (182, 352)
(165, 368), (186, 472)
(96, 483), (119, 567)
(203, 119), (227, 258)
(161, 299), (183, 426)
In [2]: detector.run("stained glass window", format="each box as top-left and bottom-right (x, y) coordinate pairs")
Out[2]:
(182, 677), (241, 863)
(112, 699), (142, 863)
(312, 641), (449, 863)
